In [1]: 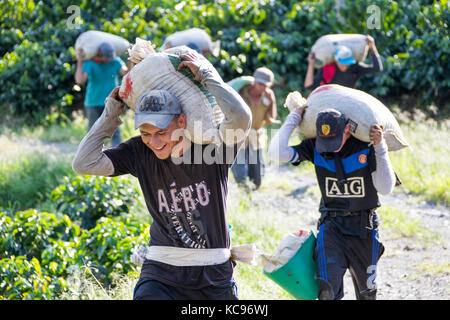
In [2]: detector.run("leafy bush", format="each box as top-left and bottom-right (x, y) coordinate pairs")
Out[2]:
(0, 209), (80, 260)
(0, 208), (75, 299)
(0, 208), (149, 299)
(0, 0), (448, 126)
(41, 239), (78, 278)
(75, 216), (149, 285)
(0, 255), (68, 300)
(51, 175), (141, 229)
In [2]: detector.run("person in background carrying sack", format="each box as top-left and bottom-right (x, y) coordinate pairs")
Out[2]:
(72, 51), (252, 300)
(162, 28), (221, 57)
(231, 67), (278, 190)
(75, 42), (128, 147)
(304, 35), (382, 90)
(268, 106), (396, 300)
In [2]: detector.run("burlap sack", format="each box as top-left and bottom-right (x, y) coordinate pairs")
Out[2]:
(227, 76), (254, 93)
(311, 34), (368, 68)
(119, 42), (224, 145)
(165, 28), (221, 57)
(284, 85), (409, 151)
(75, 30), (130, 60)
(127, 37), (156, 64)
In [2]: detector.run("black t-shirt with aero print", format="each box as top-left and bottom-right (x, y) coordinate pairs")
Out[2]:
(104, 136), (239, 289)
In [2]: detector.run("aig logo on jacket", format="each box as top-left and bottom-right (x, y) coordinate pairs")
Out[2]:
(325, 177), (365, 198)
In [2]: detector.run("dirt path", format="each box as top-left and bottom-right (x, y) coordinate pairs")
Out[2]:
(361, 192), (450, 300)
(231, 164), (449, 300)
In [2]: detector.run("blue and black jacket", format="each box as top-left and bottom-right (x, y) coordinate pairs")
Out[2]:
(291, 136), (380, 213)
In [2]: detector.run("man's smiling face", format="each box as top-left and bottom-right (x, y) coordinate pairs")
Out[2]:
(139, 114), (186, 160)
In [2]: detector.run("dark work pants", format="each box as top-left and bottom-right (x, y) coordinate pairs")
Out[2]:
(231, 145), (265, 189)
(133, 277), (239, 300)
(85, 106), (121, 147)
(315, 217), (385, 300)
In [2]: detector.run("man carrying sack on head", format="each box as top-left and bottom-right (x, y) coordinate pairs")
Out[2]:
(75, 42), (128, 147)
(72, 51), (252, 300)
(268, 105), (396, 300)
(304, 35), (382, 91)
(231, 67), (278, 189)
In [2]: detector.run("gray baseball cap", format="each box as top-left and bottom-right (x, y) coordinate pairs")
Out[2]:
(134, 90), (182, 129)
(253, 67), (274, 87)
(99, 42), (116, 62)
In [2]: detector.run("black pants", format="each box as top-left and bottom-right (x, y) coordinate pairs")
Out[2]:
(231, 145), (265, 189)
(315, 214), (385, 300)
(133, 277), (239, 300)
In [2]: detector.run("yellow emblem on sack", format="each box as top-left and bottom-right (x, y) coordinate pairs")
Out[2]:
(321, 124), (330, 136)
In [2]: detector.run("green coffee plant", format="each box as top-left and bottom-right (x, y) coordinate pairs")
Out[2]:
(0, 210), (80, 260)
(0, 206), (149, 298)
(50, 175), (140, 229)
(75, 216), (150, 285)
(0, 255), (68, 299)
(41, 239), (78, 278)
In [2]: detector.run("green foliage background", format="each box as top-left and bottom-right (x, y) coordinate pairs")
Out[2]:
(0, 0), (449, 126)
(0, 176), (150, 300)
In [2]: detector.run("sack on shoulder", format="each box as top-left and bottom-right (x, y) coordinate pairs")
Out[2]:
(227, 76), (255, 93)
(311, 34), (369, 68)
(119, 40), (224, 145)
(284, 85), (409, 151)
(75, 30), (130, 60)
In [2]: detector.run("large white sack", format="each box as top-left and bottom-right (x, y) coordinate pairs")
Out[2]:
(311, 34), (368, 68)
(227, 76), (254, 93)
(75, 30), (130, 60)
(127, 37), (156, 64)
(165, 28), (220, 57)
(262, 230), (311, 274)
(284, 84), (409, 151)
(119, 44), (224, 145)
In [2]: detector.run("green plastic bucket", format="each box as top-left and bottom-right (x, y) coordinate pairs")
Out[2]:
(263, 232), (319, 300)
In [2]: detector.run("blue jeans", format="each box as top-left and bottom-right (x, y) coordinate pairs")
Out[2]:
(85, 106), (121, 147)
(231, 145), (265, 188)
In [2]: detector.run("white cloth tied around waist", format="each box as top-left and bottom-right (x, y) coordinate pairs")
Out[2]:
(131, 244), (257, 267)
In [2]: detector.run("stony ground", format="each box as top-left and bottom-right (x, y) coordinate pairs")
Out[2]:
(228, 164), (449, 300)
(362, 192), (449, 300)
